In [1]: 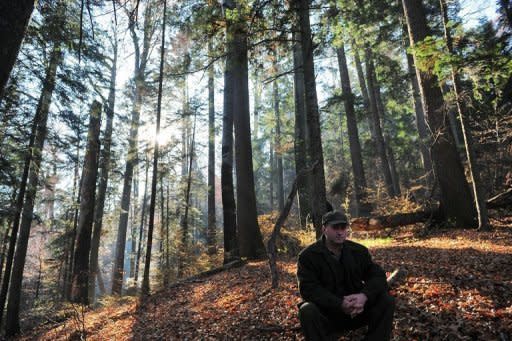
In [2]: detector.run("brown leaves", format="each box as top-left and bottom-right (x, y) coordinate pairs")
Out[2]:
(20, 225), (512, 340)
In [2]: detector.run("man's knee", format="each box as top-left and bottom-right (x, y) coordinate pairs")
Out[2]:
(298, 302), (323, 323)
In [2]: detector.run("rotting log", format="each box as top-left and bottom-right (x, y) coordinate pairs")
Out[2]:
(350, 209), (436, 231)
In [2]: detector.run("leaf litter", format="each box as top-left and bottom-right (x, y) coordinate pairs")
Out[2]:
(19, 224), (512, 340)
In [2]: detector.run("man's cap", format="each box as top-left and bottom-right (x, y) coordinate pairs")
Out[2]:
(322, 210), (348, 226)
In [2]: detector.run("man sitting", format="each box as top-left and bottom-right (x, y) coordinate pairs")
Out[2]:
(297, 211), (395, 340)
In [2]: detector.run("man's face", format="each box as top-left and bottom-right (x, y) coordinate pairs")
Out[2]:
(323, 223), (349, 245)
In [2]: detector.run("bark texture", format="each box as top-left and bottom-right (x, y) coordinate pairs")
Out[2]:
(296, 0), (327, 237)
(5, 43), (62, 336)
(71, 101), (102, 305)
(402, 0), (477, 227)
(0, 0), (35, 99)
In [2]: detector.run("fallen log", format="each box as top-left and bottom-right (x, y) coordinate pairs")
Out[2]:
(487, 188), (512, 209)
(350, 209), (436, 231)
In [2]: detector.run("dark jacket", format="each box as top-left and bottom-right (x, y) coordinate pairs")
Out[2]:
(297, 236), (388, 314)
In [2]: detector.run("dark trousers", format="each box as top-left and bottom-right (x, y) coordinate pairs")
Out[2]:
(298, 292), (395, 341)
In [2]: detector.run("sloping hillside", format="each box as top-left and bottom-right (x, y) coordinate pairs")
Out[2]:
(20, 224), (512, 340)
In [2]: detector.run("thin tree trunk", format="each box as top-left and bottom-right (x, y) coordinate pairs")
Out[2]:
(0, 1), (35, 100)
(179, 113), (197, 275)
(65, 149), (82, 300)
(89, 35), (117, 303)
(207, 40), (217, 255)
(405, 48), (433, 180)
(336, 42), (370, 216)
(134, 154), (149, 285)
(141, 0), (166, 295)
(292, 30), (311, 228)
(0, 96), (40, 325)
(270, 135), (275, 210)
(295, 0), (327, 236)
(439, 0), (489, 230)
(402, 0), (477, 227)
(365, 48), (396, 197)
(112, 3), (153, 295)
(70, 101), (102, 305)
(272, 47), (284, 212)
(130, 170), (140, 280)
(5, 43), (62, 336)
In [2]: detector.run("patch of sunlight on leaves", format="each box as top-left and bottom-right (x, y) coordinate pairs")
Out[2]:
(351, 236), (394, 248)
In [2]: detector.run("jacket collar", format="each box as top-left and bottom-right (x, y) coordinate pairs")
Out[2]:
(310, 235), (337, 255)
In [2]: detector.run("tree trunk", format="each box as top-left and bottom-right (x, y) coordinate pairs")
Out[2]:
(207, 40), (217, 256)
(385, 135), (401, 197)
(351, 209), (438, 231)
(292, 30), (311, 228)
(351, 42), (379, 184)
(365, 48), (396, 197)
(89, 35), (117, 303)
(273, 55), (285, 212)
(296, 0), (328, 237)
(0, 0), (35, 100)
(230, 8), (266, 259)
(402, 0), (477, 227)
(70, 101), (102, 305)
(0, 97), (39, 326)
(221, 22), (238, 264)
(269, 139), (275, 209)
(336, 43), (370, 216)
(404, 39), (433, 180)
(65, 146), (82, 300)
(440, 0), (489, 230)
(112, 3), (153, 295)
(134, 154), (149, 285)
(141, 0), (166, 295)
(179, 113), (196, 276)
(5, 44), (62, 336)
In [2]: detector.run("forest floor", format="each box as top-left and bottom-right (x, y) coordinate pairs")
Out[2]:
(19, 215), (512, 340)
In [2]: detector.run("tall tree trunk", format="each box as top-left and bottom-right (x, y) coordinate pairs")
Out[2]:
(112, 3), (153, 295)
(0, 1), (35, 100)
(292, 30), (311, 228)
(129, 168), (139, 280)
(179, 113), (197, 276)
(89, 35), (117, 303)
(65, 146), (82, 300)
(221, 22), (238, 264)
(402, 0), (477, 227)
(141, 0), (166, 295)
(0, 98), (39, 326)
(351, 42), (379, 184)
(365, 49), (396, 197)
(70, 101), (102, 305)
(207, 40), (217, 256)
(5, 44), (62, 336)
(439, 0), (489, 230)
(405, 47), (433, 180)
(374, 78), (401, 196)
(134, 154), (149, 285)
(272, 48), (285, 212)
(230, 7), (266, 259)
(336, 43), (370, 216)
(270, 138), (275, 210)
(296, 0), (327, 236)
(385, 135), (401, 196)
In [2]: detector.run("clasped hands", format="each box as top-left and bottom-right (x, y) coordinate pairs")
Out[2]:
(341, 293), (367, 318)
